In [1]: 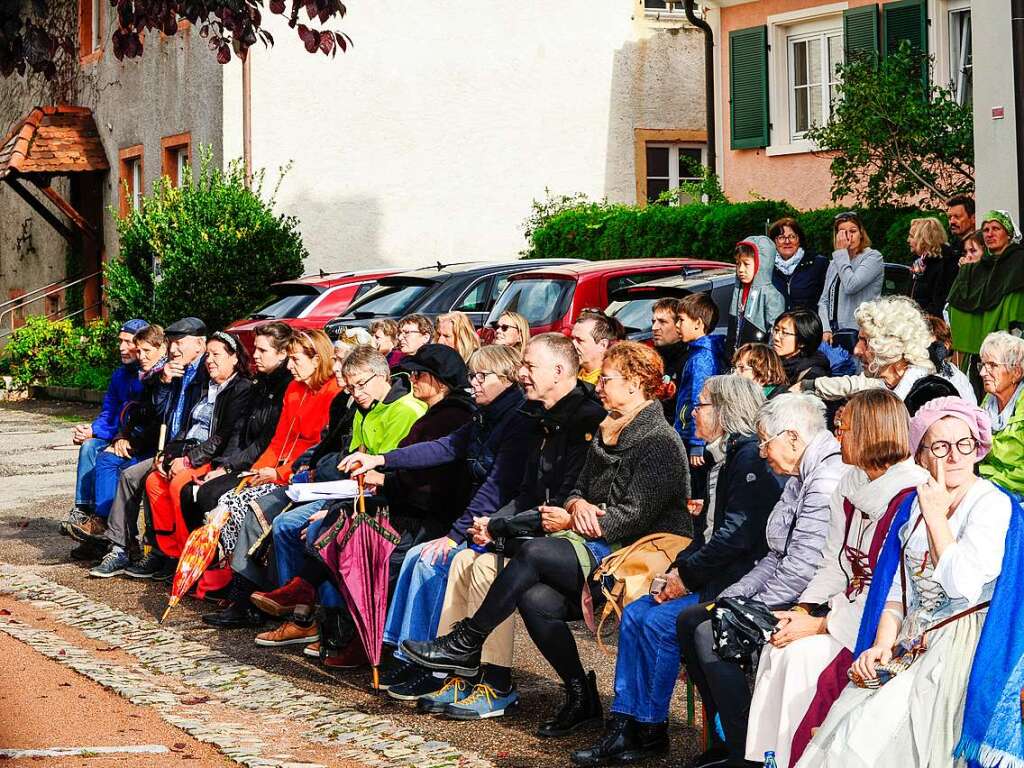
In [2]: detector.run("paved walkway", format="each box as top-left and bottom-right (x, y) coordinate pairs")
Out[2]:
(0, 401), (701, 767)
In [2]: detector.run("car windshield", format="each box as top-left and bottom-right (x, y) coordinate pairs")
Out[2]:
(487, 278), (574, 326)
(341, 283), (429, 318)
(606, 298), (656, 335)
(248, 292), (316, 320)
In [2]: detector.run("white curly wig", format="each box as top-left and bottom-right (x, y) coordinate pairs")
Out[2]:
(854, 296), (934, 375)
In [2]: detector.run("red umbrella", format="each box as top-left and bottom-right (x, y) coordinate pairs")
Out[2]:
(160, 504), (232, 623)
(314, 476), (399, 689)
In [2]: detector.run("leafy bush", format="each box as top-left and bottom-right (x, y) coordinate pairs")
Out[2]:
(0, 316), (119, 389)
(105, 149), (307, 331)
(526, 198), (938, 266)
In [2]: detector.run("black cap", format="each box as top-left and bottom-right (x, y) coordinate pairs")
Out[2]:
(164, 317), (208, 340)
(398, 344), (469, 391)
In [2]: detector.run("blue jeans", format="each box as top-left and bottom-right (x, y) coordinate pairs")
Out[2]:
(272, 499), (341, 608)
(75, 438), (109, 509)
(384, 540), (464, 655)
(93, 450), (138, 518)
(609, 594), (699, 724)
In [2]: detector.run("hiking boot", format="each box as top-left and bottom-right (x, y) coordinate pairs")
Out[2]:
(202, 602), (267, 629)
(68, 514), (107, 543)
(400, 618), (485, 678)
(386, 667), (449, 701)
(416, 676), (470, 714)
(69, 539), (107, 562)
(303, 642), (321, 658)
(571, 714), (669, 766)
(255, 621), (319, 647)
(60, 507), (90, 537)
(89, 548), (130, 578)
(322, 636), (369, 670)
(125, 551), (175, 581)
(250, 577), (316, 617)
(443, 683), (519, 721)
(536, 670), (603, 738)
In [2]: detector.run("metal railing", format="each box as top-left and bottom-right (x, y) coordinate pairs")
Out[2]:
(0, 271), (103, 339)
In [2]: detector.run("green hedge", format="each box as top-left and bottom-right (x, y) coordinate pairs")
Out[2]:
(526, 200), (944, 266)
(0, 316), (119, 390)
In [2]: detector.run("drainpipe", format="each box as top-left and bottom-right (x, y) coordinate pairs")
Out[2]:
(1013, 0), (1024, 219)
(684, 0), (716, 177)
(242, 52), (253, 188)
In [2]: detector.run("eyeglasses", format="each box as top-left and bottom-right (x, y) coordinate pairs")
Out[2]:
(733, 364), (754, 374)
(397, 328), (424, 338)
(597, 373), (626, 385)
(976, 360), (1010, 373)
(692, 401), (713, 412)
(349, 372), (380, 392)
(758, 430), (788, 453)
(470, 370), (503, 383)
(924, 437), (979, 459)
(771, 327), (797, 338)
(834, 211), (861, 223)
(774, 233), (799, 242)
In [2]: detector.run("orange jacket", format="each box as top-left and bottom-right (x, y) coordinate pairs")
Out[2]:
(252, 377), (341, 483)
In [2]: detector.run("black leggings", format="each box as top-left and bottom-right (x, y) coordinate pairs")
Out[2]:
(472, 537), (589, 684)
(676, 602), (751, 760)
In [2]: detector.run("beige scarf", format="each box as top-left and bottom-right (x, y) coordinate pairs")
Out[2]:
(599, 399), (653, 446)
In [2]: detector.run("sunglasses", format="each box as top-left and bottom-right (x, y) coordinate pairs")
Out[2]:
(834, 211), (861, 224)
(494, 323), (517, 332)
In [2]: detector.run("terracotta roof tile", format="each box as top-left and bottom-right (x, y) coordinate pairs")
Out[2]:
(0, 105), (110, 179)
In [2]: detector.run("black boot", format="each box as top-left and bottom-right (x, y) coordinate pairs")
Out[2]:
(317, 606), (356, 661)
(571, 714), (640, 766)
(400, 618), (485, 677)
(537, 670), (603, 738)
(202, 575), (267, 628)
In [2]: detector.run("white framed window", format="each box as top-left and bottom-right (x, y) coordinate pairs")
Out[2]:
(91, 0), (102, 51)
(645, 143), (707, 203)
(948, 7), (972, 106)
(643, 0), (688, 16)
(788, 29), (843, 141)
(175, 148), (188, 186)
(130, 159), (142, 211)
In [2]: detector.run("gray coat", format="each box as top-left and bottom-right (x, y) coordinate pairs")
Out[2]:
(567, 400), (692, 545)
(817, 247), (884, 332)
(719, 430), (844, 607)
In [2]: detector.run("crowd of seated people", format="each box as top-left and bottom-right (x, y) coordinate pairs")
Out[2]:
(59, 193), (1024, 767)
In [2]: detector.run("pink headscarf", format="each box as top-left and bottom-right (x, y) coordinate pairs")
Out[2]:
(909, 396), (992, 459)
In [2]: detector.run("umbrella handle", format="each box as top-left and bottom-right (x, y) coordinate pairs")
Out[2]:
(372, 665), (380, 690)
(159, 605), (172, 624)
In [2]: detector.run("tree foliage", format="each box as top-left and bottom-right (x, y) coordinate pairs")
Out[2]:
(0, 0), (351, 79)
(806, 42), (974, 208)
(105, 148), (307, 331)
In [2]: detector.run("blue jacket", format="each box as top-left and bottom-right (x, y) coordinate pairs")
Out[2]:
(771, 249), (829, 312)
(91, 363), (143, 441)
(381, 385), (537, 544)
(674, 334), (726, 455)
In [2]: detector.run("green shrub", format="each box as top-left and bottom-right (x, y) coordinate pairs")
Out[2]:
(105, 149), (307, 331)
(0, 316), (119, 389)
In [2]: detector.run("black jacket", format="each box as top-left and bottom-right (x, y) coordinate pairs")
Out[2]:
(656, 341), (688, 424)
(213, 363), (292, 473)
(489, 381), (606, 529)
(299, 390), (357, 475)
(162, 374), (254, 469)
(782, 351), (831, 386)
(772, 250), (829, 312)
(911, 242), (961, 317)
(674, 433), (784, 602)
(124, 357), (210, 456)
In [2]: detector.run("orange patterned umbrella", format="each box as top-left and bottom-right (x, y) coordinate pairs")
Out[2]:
(160, 504), (232, 623)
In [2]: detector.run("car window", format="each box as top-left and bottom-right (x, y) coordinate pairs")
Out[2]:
(308, 285), (359, 318)
(248, 292), (316, 320)
(490, 275), (511, 305)
(488, 278), (575, 326)
(606, 270), (677, 296)
(455, 277), (492, 313)
(342, 283), (429, 317)
(607, 298), (656, 335)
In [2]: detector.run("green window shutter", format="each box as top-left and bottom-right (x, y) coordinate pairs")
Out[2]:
(844, 5), (879, 62)
(729, 25), (769, 150)
(883, 0), (928, 87)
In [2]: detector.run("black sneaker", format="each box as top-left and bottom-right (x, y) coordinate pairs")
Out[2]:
(386, 667), (451, 702)
(125, 551), (175, 580)
(69, 540), (107, 562)
(378, 658), (417, 691)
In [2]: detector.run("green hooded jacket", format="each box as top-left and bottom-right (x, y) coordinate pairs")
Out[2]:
(980, 391), (1024, 495)
(349, 374), (427, 454)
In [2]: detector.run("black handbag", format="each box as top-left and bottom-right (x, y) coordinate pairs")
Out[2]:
(710, 595), (779, 663)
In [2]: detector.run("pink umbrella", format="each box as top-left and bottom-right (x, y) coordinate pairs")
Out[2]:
(314, 477), (399, 689)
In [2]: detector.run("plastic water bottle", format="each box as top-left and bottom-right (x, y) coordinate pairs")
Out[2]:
(763, 751), (779, 768)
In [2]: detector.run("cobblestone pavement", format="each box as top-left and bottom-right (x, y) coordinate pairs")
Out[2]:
(0, 401), (702, 767)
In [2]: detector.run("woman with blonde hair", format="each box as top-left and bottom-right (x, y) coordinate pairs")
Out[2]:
(436, 311), (481, 363)
(493, 311), (530, 357)
(818, 212), (884, 353)
(908, 216), (956, 317)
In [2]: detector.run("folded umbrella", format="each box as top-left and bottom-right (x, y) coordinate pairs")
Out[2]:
(159, 504), (232, 623)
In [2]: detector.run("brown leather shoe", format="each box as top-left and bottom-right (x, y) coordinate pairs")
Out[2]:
(255, 621), (320, 647)
(323, 637), (369, 670)
(69, 515), (107, 543)
(303, 641), (320, 658)
(250, 577), (316, 617)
